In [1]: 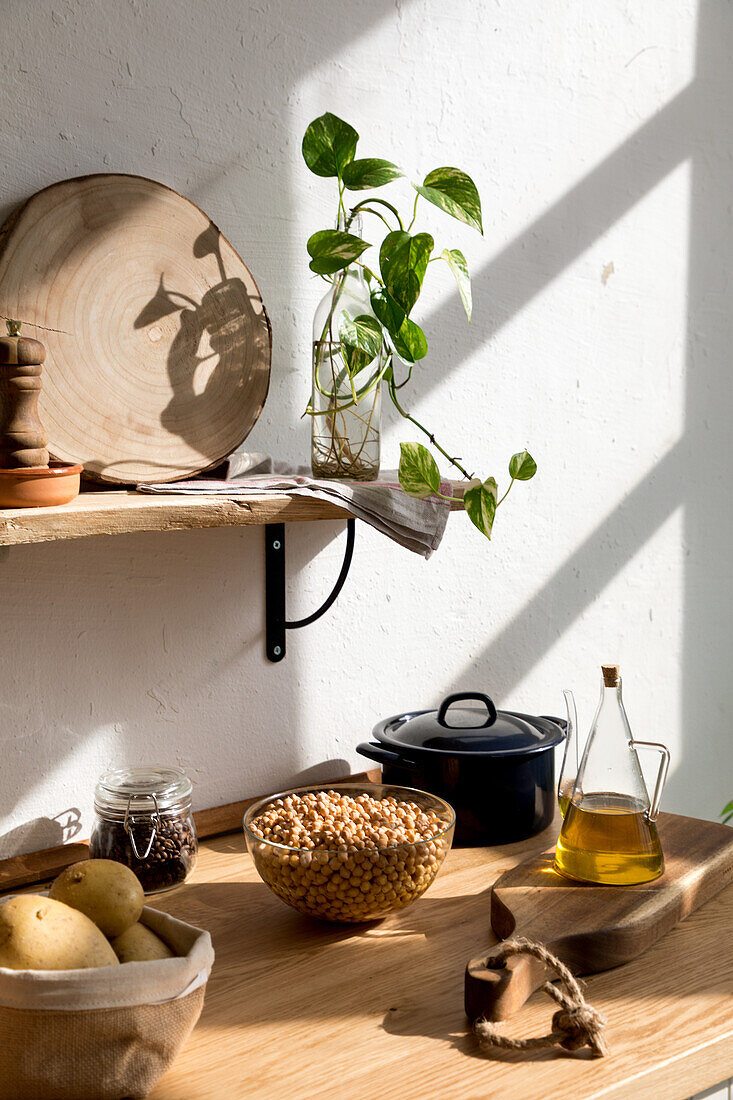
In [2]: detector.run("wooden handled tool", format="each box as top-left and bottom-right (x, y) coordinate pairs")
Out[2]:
(465, 811), (733, 1022)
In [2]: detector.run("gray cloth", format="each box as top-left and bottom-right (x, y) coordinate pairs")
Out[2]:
(138, 452), (453, 558)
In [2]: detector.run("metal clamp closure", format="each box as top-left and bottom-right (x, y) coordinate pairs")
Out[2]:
(123, 792), (159, 860)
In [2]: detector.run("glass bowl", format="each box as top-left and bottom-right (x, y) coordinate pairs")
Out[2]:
(243, 783), (456, 922)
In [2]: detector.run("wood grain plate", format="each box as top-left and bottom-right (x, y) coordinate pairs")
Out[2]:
(0, 174), (272, 483)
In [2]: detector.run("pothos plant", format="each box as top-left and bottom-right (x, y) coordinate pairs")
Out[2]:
(303, 112), (536, 538)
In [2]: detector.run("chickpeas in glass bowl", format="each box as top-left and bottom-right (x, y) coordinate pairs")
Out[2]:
(243, 783), (456, 923)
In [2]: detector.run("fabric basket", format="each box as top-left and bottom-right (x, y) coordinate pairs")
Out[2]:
(0, 904), (214, 1100)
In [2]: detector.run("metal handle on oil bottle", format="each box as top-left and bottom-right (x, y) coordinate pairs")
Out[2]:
(123, 792), (160, 860)
(631, 740), (670, 822)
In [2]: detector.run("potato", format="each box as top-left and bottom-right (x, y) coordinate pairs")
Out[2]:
(50, 859), (144, 938)
(0, 895), (118, 970)
(111, 921), (175, 963)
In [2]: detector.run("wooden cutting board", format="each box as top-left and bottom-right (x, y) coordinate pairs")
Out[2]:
(465, 811), (733, 1022)
(0, 174), (272, 484)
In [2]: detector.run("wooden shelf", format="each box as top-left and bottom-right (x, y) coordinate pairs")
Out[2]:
(0, 485), (466, 547)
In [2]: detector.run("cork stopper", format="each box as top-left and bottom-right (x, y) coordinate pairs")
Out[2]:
(602, 664), (620, 687)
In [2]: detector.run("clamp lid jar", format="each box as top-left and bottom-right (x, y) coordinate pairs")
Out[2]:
(89, 765), (198, 894)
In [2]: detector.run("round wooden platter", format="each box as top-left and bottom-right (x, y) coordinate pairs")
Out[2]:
(0, 174), (272, 484)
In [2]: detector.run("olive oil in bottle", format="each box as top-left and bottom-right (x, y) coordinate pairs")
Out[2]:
(554, 664), (670, 886)
(554, 792), (664, 885)
(557, 783), (573, 819)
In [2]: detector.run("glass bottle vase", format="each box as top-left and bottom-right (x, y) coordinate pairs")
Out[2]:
(311, 262), (384, 481)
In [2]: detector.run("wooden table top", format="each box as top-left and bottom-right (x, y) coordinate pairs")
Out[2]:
(148, 822), (733, 1100)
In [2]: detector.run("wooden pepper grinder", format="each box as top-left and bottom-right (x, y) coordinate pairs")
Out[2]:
(0, 320), (49, 468)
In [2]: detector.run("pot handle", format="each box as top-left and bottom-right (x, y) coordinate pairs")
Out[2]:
(437, 692), (497, 729)
(356, 742), (417, 769)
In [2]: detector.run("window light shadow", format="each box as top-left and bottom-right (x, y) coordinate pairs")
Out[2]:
(413, 0), (731, 821)
(414, 84), (696, 399)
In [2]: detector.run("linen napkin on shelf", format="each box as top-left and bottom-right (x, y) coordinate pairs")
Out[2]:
(137, 452), (454, 558)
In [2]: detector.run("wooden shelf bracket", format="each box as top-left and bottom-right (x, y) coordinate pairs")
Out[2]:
(264, 519), (356, 662)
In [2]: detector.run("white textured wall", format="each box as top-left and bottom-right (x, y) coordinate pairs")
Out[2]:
(0, 0), (730, 856)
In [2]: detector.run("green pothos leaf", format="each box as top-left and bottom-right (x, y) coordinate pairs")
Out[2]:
(508, 450), (537, 481)
(340, 345), (370, 377)
(371, 288), (405, 337)
(379, 230), (434, 315)
(440, 248), (472, 322)
(307, 230), (370, 275)
(414, 167), (483, 234)
(398, 442), (441, 498)
(391, 317), (428, 364)
(339, 314), (383, 375)
(302, 113), (358, 178)
(342, 158), (403, 190)
(370, 290), (428, 363)
(464, 477), (498, 538)
(339, 314), (383, 358)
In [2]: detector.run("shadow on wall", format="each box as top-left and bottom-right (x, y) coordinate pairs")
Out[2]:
(0, 809), (81, 861)
(134, 226), (271, 460)
(0, 518), (350, 853)
(412, 0), (730, 819)
(0, 0), (400, 856)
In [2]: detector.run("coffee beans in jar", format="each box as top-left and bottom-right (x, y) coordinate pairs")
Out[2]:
(243, 785), (455, 922)
(89, 766), (198, 894)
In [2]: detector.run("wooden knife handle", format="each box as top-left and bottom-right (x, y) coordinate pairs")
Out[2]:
(465, 947), (552, 1022)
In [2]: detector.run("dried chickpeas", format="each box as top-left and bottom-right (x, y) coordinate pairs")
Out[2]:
(246, 789), (453, 922)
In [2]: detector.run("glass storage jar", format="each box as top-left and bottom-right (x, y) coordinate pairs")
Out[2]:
(89, 765), (198, 894)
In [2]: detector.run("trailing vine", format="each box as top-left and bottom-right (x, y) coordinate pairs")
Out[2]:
(303, 112), (537, 538)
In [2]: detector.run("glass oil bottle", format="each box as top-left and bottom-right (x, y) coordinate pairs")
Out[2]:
(557, 688), (579, 817)
(554, 664), (670, 885)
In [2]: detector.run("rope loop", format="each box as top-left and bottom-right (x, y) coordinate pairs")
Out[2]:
(474, 938), (608, 1058)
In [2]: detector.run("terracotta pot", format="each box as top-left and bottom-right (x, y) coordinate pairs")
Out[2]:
(0, 462), (82, 508)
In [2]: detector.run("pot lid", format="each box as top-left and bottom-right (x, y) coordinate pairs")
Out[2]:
(375, 692), (564, 756)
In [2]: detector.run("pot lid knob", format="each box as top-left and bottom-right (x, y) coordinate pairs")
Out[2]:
(437, 692), (497, 730)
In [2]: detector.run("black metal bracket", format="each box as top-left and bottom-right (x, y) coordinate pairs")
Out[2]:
(265, 518), (356, 662)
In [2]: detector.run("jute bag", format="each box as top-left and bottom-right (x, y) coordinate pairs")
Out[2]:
(0, 904), (214, 1100)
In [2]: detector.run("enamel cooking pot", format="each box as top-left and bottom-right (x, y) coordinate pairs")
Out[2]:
(357, 692), (565, 846)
